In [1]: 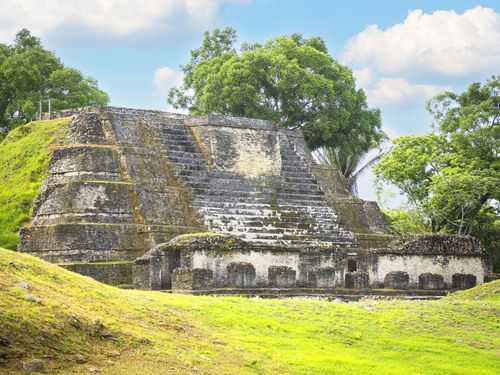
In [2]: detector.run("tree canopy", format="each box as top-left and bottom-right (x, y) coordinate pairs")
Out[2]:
(168, 28), (382, 154)
(374, 76), (500, 236)
(0, 29), (109, 137)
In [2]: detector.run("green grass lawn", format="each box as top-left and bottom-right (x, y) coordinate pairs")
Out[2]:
(1, 247), (499, 374)
(0, 119), (69, 250)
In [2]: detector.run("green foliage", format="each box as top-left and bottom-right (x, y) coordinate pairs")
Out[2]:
(169, 28), (382, 153)
(0, 118), (69, 250)
(2, 248), (499, 374)
(472, 206), (500, 272)
(374, 77), (500, 236)
(0, 29), (109, 137)
(383, 208), (431, 235)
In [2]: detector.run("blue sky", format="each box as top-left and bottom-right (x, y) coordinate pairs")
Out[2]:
(1, 0), (499, 204)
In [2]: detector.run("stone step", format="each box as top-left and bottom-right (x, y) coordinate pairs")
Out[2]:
(163, 144), (199, 153)
(173, 164), (209, 172)
(202, 212), (338, 225)
(166, 156), (208, 167)
(176, 169), (210, 178)
(219, 230), (356, 246)
(159, 126), (190, 135)
(280, 170), (316, 178)
(190, 192), (325, 205)
(209, 223), (340, 236)
(184, 178), (323, 192)
(162, 147), (203, 156)
(201, 212), (347, 229)
(197, 206), (337, 219)
(193, 199), (325, 211)
(191, 189), (325, 203)
(201, 218), (341, 232)
(156, 139), (194, 147)
(195, 178), (322, 193)
(193, 194), (327, 207)
(205, 217), (343, 233)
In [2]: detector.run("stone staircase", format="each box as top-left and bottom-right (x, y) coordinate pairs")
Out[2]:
(152, 122), (357, 247)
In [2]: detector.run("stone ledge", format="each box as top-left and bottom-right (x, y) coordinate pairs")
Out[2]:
(60, 261), (134, 285)
(185, 114), (279, 131)
(377, 234), (487, 256)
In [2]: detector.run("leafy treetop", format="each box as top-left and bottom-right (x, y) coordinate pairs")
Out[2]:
(0, 29), (109, 137)
(169, 28), (382, 154)
(374, 76), (500, 235)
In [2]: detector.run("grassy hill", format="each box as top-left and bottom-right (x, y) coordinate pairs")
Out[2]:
(0, 119), (69, 250)
(1, 247), (499, 374)
(0, 119), (499, 373)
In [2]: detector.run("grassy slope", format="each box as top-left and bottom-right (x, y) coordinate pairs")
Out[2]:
(1, 248), (499, 374)
(0, 119), (69, 250)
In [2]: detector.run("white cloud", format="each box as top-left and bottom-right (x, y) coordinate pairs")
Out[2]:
(353, 68), (451, 107)
(153, 67), (184, 93)
(366, 77), (451, 106)
(341, 6), (500, 78)
(0, 0), (244, 48)
(353, 67), (377, 88)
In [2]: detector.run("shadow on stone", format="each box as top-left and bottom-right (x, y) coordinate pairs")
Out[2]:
(227, 262), (256, 288)
(172, 267), (213, 291)
(345, 271), (369, 289)
(384, 271), (409, 290)
(452, 273), (476, 290)
(268, 266), (296, 288)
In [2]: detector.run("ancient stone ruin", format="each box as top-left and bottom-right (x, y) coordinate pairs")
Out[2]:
(18, 106), (494, 295)
(133, 233), (491, 296)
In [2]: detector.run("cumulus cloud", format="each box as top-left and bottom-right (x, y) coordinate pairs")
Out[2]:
(0, 0), (245, 48)
(153, 67), (184, 93)
(353, 68), (451, 107)
(341, 6), (500, 78)
(367, 76), (451, 106)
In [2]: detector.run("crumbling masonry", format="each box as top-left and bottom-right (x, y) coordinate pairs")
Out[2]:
(18, 106), (493, 293)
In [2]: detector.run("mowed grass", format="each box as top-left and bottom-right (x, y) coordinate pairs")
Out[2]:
(1, 248), (499, 374)
(0, 119), (69, 250)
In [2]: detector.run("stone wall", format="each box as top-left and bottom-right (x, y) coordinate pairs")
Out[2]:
(21, 105), (391, 285)
(359, 234), (491, 288)
(185, 115), (283, 176)
(133, 233), (490, 292)
(133, 233), (348, 289)
(20, 106), (494, 292)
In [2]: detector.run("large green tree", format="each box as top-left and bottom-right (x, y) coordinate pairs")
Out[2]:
(0, 29), (109, 136)
(374, 77), (500, 236)
(169, 28), (382, 154)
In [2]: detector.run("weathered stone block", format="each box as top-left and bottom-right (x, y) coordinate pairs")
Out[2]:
(132, 263), (151, 290)
(133, 245), (181, 290)
(418, 273), (444, 290)
(227, 262), (256, 288)
(452, 273), (476, 290)
(384, 271), (409, 290)
(345, 271), (369, 289)
(485, 273), (500, 283)
(61, 262), (133, 286)
(23, 359), (43, 373)
(308, 266), (336, 288)
(268, 266), (296, 288)
(172, 267), (213, 291)
(21, 106), (490, 293)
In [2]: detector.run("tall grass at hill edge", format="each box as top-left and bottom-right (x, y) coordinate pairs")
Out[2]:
(0, 118), (69, 250)
(1, 247), (499, 374)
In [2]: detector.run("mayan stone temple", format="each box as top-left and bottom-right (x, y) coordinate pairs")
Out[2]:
(18, 106), (493, 297)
